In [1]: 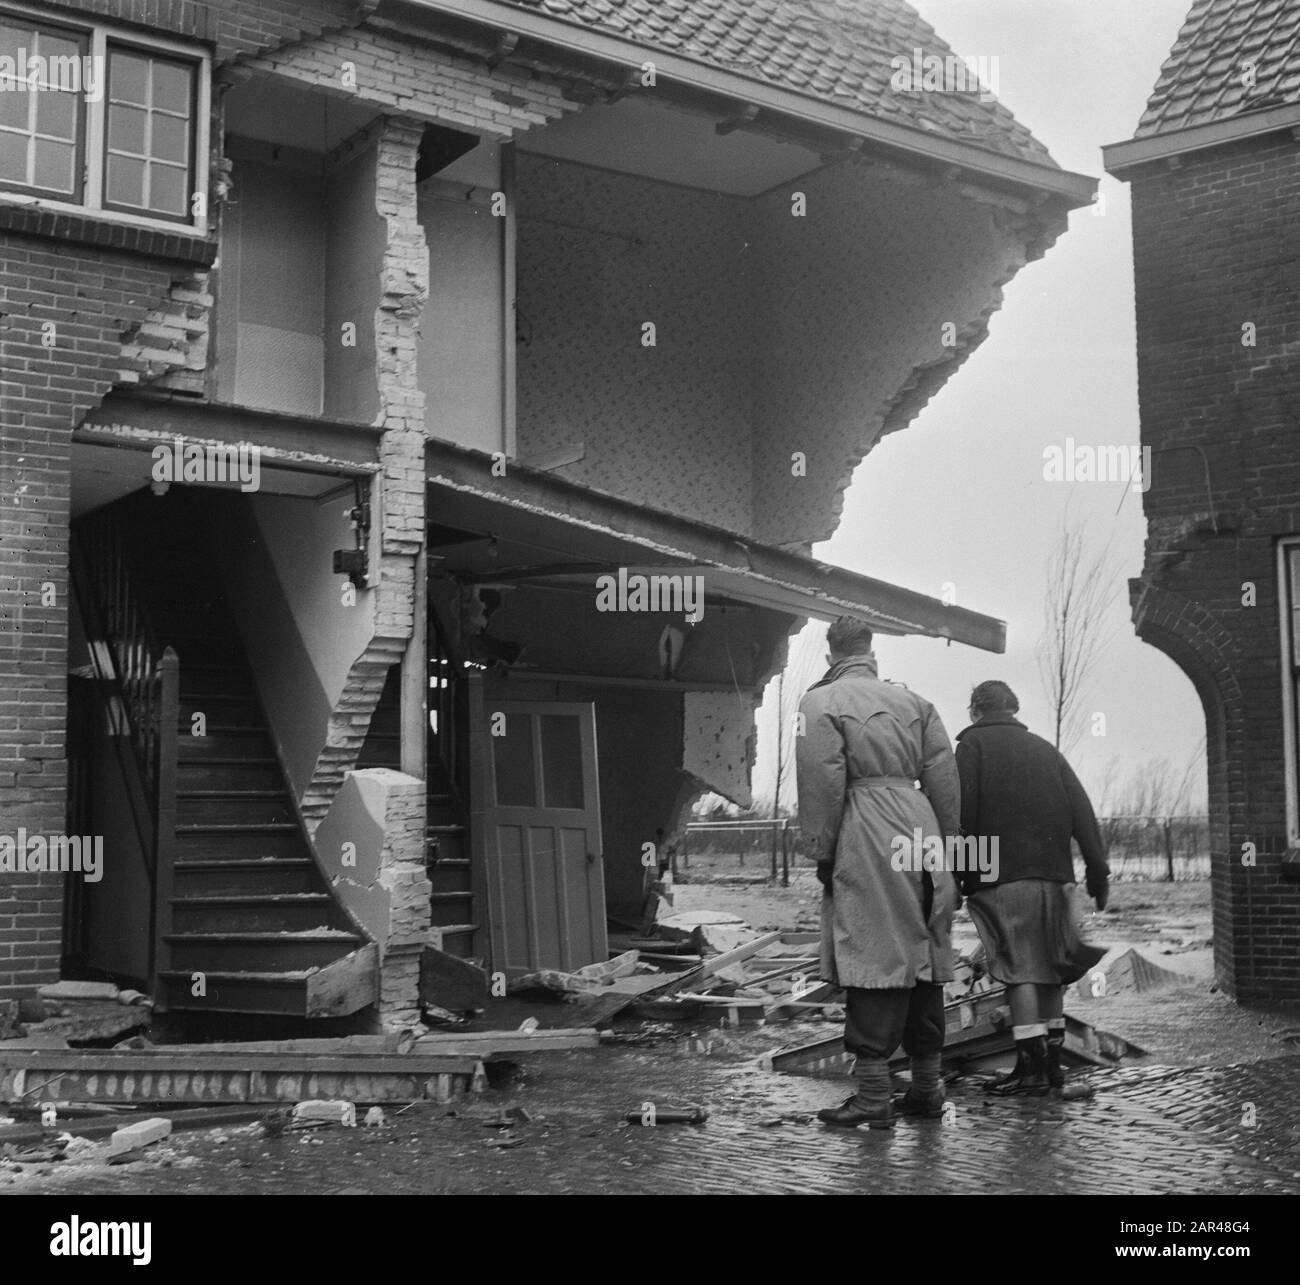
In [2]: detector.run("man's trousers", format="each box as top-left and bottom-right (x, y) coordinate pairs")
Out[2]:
(843, 981), (945, 1060)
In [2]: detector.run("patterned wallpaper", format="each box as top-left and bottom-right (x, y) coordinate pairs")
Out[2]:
(751, 161), (1018, 550)
(515, 152), (1032, 552)
(515, 153), (755, 535)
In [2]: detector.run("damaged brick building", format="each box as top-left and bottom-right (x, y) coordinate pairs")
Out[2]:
(0, 0), (1092, 1029)
(1104, 0), (1300, 1003)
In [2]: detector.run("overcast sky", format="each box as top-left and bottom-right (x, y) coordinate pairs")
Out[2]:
(752, 0), (1203, 814)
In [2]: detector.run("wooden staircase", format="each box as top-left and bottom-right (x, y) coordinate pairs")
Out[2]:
(77, 489), (378, 1018)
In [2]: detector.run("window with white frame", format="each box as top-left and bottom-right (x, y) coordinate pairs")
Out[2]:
(0, 6), (207, 227)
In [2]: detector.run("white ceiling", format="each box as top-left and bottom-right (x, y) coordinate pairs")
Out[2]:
(72, 441), (345, 518)
(519, 95), (822, 197)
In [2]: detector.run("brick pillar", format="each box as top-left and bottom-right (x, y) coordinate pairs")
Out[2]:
(369, 118), (430, 1025)
(368, 770), (431, 1030)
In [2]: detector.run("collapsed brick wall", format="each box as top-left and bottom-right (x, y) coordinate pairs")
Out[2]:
(298, 119), (428, 829)
(0, 237), (183, 997)
(239, 26), (578, 136)
(1128, 131), (1300, 1003)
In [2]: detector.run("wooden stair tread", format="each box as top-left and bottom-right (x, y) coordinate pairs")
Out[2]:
(178, 789), (287, 798)
(175, 823), (299, 833)
(171, 894), (332, 906)
(164, 930), (362, 942)
(156, 968), (321, 983)
(175, 857), (314, 869)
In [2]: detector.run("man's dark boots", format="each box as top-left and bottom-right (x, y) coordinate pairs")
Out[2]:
(895, 1051), (945, 1118)
(988, 1030), (1050, 1097)
(819, 1055), (893, 1129)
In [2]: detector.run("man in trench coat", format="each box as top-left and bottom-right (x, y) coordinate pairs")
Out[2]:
(796, 617), (961, 1129)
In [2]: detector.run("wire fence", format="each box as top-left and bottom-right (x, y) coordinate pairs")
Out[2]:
(678, 814), (1212, 884)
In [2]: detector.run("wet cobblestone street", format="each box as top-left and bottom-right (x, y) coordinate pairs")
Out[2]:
(13, 1026), (1300, 1196)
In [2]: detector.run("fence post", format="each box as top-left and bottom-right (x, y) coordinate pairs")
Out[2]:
(1164, 816), (1175, 882)
(781, 820), (790, 888)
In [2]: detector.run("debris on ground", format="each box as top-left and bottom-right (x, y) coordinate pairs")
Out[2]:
(624, 1103), (708, 1125)
(292, 1100), (357, 1128)
(107, 1118), (172, 1156)
(1073, 947), (1190, 998)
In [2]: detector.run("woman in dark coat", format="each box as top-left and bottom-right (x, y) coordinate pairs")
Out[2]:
(955, 680), (1109, 1097)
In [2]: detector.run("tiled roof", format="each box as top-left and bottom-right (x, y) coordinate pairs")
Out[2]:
(1135, 0), (1300, 138)
(502, 0), (1059, 167)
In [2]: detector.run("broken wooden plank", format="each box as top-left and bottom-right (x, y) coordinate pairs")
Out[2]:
(419, 946), (490, 1011)
(651, 931), (784, 1000)
(412, 1028), (602, 1056)
(141, 1034), (416, 1057)
(0, 1048), (486, 1106)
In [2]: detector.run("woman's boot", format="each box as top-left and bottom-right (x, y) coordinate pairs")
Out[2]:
(1045, 1020), (1095, 1099)
(988, 1026), (1050, 1097)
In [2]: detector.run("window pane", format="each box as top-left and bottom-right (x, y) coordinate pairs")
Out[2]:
(107, 105), (146, 154)
(492, 714), (536, 807)
(36, 88), (78, 140)
(540, 714), (584, 809)
(39, 34), (83, 86)
(0, 90), (31, 130)
(151, 113), (188, 163)
(0, 131), (28, 182)
(151, 61), (191, 114)
(106, 153), (145, 206)
(109, 51), (150, 105)
(32, 138), (75, 193)
(148, 162), (187, 215)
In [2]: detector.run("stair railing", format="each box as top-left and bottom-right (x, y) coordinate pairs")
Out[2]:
(71, 505), (182, 985)
(428, 597), (469, 803)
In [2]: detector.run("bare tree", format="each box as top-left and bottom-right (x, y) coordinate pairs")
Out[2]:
(1038, 521), (1117, 753)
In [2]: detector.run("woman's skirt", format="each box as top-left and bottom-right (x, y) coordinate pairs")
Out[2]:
(966, 879), (1105, 985)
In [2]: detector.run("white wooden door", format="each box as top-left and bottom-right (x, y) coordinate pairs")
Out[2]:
(482, 701), (606, 975)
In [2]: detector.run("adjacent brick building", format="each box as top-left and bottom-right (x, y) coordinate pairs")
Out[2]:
(1105, 0), (1300, 1003)
(0, 0), (1092, 1025)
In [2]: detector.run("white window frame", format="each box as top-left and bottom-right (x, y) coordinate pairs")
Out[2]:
(0, 1), (210, 235)
(1277, 538), (1300, 846)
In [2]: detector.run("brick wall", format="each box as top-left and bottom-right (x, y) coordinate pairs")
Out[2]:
(43, 0), (365, 62)
(0, 237), (181, 997)
(0, 0), (375, 998)
(1128, 131), (1300, 1003)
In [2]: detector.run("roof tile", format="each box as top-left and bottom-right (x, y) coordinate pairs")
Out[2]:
(1133, 0), (1300, 138)
(501, 0), (1058, 166)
